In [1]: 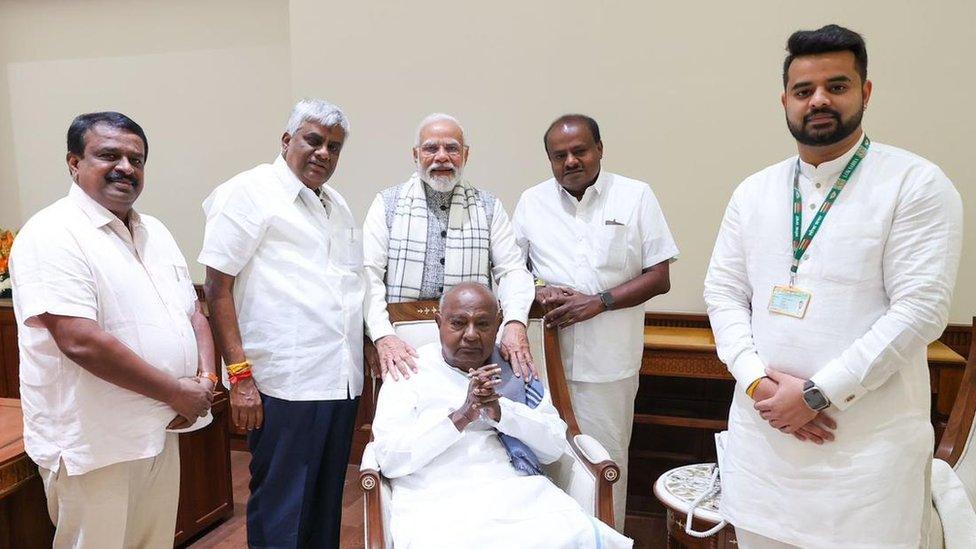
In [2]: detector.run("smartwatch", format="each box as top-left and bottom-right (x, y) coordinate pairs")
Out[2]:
(802, 380), (831, 411)
(598, 291), (614, 311)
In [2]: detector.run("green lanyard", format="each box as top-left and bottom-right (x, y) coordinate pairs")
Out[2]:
(790, 134), (870, 285)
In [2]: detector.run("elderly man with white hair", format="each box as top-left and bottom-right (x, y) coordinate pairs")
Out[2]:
(363, 113), (536, 381)
(199, 98), (364, 548)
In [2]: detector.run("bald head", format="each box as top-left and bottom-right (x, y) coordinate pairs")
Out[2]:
(436, 283), (502, 371)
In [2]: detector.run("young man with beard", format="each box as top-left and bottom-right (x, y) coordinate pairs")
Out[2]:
(10, 112), (216, 547)
(200, 99), (364, 548)
(704, 25), (962, 548)
(362, 113), (536, 381)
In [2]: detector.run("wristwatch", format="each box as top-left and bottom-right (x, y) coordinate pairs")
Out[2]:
(598, 290), (614, 311)
(802, 380), (831, 411)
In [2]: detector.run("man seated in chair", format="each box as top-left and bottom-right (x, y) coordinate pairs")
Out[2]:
(371, 282), (632, 548)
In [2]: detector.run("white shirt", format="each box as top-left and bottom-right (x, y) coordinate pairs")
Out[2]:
(199, 156), (365, 400)
(362, 188), (535, 341)
(11, 184), (200, 476)
(704, 135), (963, 547)
(513, 172), (679, 382)
(371, 343), (631, 549)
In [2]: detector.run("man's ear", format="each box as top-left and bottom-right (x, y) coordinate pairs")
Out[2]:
(434, 312), (442, 328)
(281, 132), (292, 154)
(66, 152), (81, 182)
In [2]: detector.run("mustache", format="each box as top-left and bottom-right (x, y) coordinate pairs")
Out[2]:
(105, 171), (138, 186)
(804, 108), (841, 124)
(427, 162), (456, 175)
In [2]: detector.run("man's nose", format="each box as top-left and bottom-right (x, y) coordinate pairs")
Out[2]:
(462, 324), (479, 340)
(434, 146), (450, 163)
(809, 87), (832, 109)
(116, 156), (135, 173)
(313, 145), (331, 162)
(565, 153), (580, 169)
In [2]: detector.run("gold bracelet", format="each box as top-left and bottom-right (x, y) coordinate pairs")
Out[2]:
(226, 360), (251, 376)
(745, 376), (765, 398)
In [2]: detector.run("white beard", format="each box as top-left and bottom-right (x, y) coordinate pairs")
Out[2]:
(418, 161), (464, 192)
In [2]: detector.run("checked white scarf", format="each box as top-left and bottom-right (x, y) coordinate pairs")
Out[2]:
(386, 174), (490, 302)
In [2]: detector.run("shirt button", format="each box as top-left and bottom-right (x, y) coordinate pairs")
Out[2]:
(440, 230), (446, 237)
(809, 203), (816, 210)
(440, 205), (448, 211)
(439, 257), (445, 265)
(815, 183), (822, 189)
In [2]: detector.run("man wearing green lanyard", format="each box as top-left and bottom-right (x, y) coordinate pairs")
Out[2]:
(704, 24), (962, 548)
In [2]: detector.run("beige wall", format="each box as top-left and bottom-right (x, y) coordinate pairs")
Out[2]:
(2, 0), (972, 322)
(289, 0), (974, 323)
(0, 0), (292, 266)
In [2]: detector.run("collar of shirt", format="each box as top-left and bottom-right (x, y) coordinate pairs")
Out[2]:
(797, 131), (865, 185)
(273, 154), (336, 219)
(555, 170), (609, 210)
(68, 183), (145, 249)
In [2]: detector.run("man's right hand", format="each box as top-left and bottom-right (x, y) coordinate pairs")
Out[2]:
(535, 285), (573, 314)
(230, 377), (263, 431)
(167, 376), (213, 423)
(751, 376), (836, 444)
(375, 335), (419, 381)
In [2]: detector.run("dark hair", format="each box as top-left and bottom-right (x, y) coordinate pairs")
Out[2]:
(783, 24), (867, 88)
(66, 111), (149, 160)
(543, 114), (601, 153)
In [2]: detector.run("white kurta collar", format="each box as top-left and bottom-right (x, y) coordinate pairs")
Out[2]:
(797, 131), (865, 183)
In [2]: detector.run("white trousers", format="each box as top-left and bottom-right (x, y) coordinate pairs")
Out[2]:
(39, 433), (180, 549)
(567, 374), (640, 532)
(734, 528), (801, 548)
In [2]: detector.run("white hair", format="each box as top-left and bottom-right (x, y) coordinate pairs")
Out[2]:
(285, 98), (350, 135)
(414, 112), (465, 146)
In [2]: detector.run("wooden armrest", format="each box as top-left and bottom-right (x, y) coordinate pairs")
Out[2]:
(566, 432), (619, 528)
(360, 468), (385, 549)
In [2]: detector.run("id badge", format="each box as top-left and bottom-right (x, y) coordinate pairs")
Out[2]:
(768, 285), (811, 319)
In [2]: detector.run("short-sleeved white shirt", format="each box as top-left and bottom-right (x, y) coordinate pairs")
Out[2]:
(10, 184), (200, 476)
(513, 172), (679, 382)
(198, 156), (365, 400)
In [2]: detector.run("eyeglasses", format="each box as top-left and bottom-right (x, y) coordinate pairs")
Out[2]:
(417, 142), (466, 158)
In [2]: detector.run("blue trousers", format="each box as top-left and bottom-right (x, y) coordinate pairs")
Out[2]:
(246, 393), (360, 549)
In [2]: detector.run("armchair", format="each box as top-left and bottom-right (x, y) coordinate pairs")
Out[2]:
(358, 300), (620, 548)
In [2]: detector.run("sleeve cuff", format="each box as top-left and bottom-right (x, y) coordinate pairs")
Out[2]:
(728, 352), (766, 388)
(197, 251), (244, 277)
(810, 362), (869, 411)
(367, 319), (396, 342)
(493, 398), (515, 431)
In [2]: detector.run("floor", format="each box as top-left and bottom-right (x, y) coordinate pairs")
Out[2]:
(186, 451), (666, 548)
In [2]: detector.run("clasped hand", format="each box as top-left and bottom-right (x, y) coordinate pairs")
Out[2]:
(753, 368), (837, 445)
(456, 364), (502, 427)
(166, 375), (215, 430)
(537, 286), (604, 329)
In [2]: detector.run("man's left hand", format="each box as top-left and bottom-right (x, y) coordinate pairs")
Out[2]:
(754, 368), (817, 434)
(544, 288), (604, 329)
(499, 321), (537, 379)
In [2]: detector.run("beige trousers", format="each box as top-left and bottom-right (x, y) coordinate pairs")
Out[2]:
(39, 433), (180, 549)
(734, 528), (801, 549)
(567, 374), (640, 533)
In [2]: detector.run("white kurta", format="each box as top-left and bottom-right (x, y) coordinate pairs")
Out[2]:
(371, 343), (632, 549)
(704, 135), (963, 548)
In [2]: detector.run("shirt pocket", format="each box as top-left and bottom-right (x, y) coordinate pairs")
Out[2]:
(818, 222), (885, 285)
(594, 225), (628, 271)
(330, 227), (364, 270)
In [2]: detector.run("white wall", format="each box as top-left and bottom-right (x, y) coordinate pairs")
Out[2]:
(289, 0), (975, 323)
(2, 0), (973, 322)
(0, 0), (292, 267)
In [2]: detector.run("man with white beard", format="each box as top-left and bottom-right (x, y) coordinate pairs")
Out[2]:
(363, 113), (535, 381)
